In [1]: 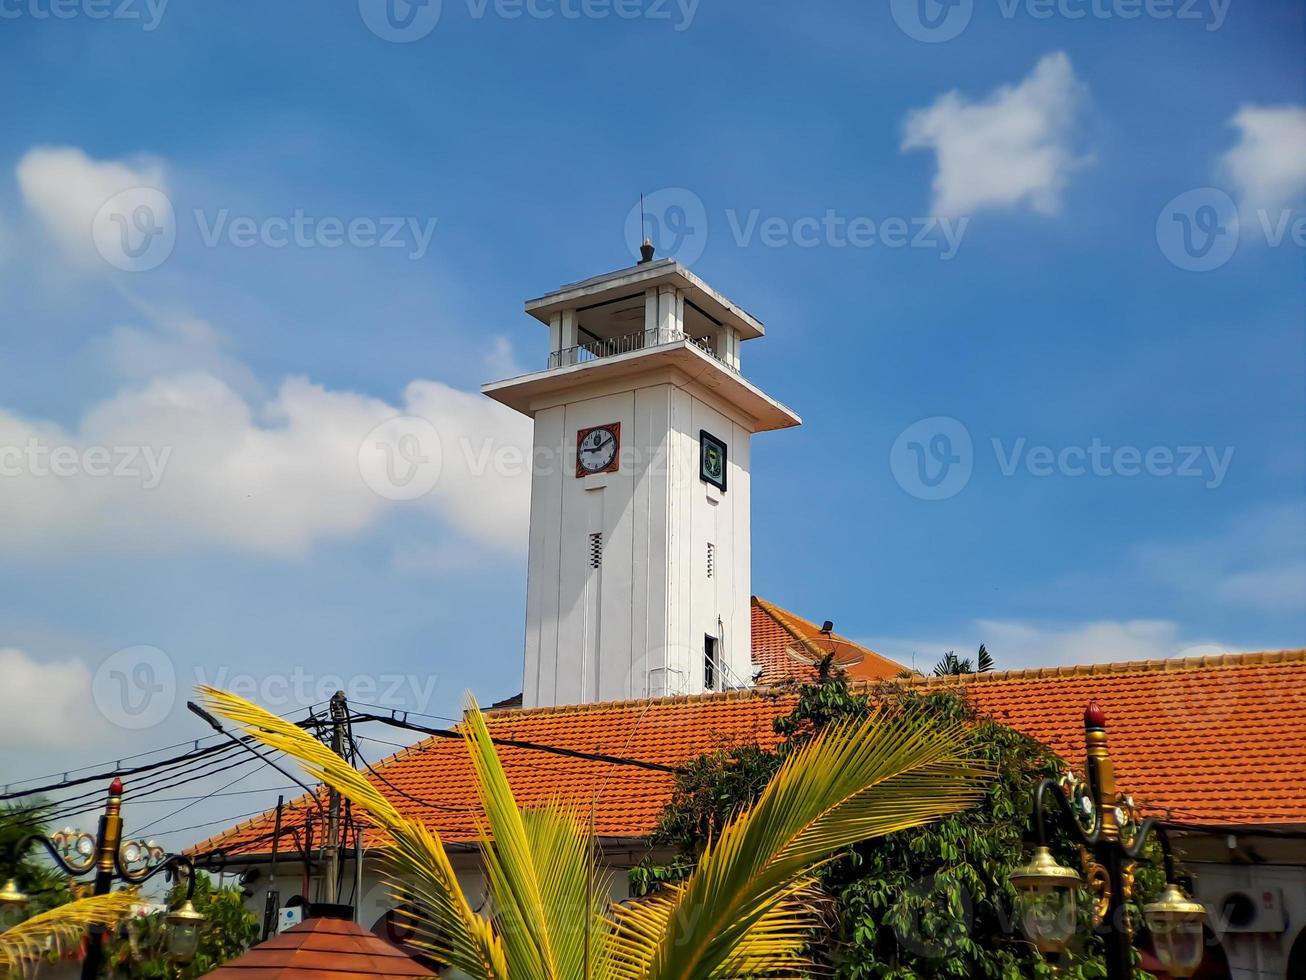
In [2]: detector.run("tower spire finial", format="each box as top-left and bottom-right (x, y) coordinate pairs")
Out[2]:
(638, 194), (656, 263)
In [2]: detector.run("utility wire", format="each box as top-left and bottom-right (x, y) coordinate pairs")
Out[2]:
(0, 742), (237, 802)
(133, 746), (283, 836)
(34, 742), (253, 823)
(146, 807), (286, 841)
(351, 712), (678, 774)
(349, 736), (473, 814)
(2, 701), (329, 795)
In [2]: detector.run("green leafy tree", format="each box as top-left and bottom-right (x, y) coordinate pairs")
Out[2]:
(0, 800), (73, 915)
(105, 873), (259, 979)
(634, 677), (1166, 979)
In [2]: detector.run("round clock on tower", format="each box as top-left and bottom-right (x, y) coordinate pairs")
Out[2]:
(576, 423), (620, 476)
(483, 250), (800, 708)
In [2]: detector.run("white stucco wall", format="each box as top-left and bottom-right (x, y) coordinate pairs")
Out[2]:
(522, 378), (753, 708)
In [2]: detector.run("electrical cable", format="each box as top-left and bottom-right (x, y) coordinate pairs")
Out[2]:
(1, 701), (329, 798)
(350, 712), (679, 774)
(33, 740), (267, 819)
(133, 751), (278, 836)
(32, 744), (254, 826)
(0, 742), (238, 802)
(349, 736), (474, 814)
(135, 807), (273, 841)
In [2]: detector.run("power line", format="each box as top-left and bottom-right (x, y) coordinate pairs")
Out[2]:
(2, 701), (330, 795)
(133, 745), (284, 837)
(0, 742), (236, 802)
(351, 712), (679, 774)
(146, 807), (289, 842)
(118, 785), (299, 806)
(350, 737), (473, 814)
(33, 743), (251, 823)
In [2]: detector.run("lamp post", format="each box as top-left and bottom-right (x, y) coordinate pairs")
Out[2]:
(0, 778), (204, 979)
(1009, 702), (1207, 979)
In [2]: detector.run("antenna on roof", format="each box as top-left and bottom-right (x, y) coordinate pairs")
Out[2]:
(638, 193), (656, 264)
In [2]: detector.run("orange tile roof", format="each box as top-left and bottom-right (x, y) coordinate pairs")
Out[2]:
(192, 644), (1306, 862)
(751, 597), (906, 684)
(202, 915), (438, 978)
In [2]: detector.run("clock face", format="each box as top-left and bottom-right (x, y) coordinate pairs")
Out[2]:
(700, 430), (727, 491)
(576, 423), (620, 477)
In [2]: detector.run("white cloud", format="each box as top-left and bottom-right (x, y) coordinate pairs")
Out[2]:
(0, 648), (95, 750)
(92, 317), (263, 397)
(902, 52), (1088, 217)
(5, 145), (533, 561)
(15, 145), (169, 268)
(1134, 502), (1306, 615)
(0, 359), (533, 559)
(1221, 104), (1306, 213)
(483, 335), (526, 380)
(872, 618), (1241, 674)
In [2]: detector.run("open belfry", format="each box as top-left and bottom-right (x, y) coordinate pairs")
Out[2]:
(483, 249), (800, 707)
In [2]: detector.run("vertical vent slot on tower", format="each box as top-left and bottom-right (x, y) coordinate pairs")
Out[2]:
(706, 542), (715, 579)
(589, 532), (603, 569)
(704, 635), (718, 691)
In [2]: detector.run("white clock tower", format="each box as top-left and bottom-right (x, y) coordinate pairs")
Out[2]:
(484, 252), (800, 708)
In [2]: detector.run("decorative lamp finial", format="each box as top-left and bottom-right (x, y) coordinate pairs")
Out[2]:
(639, 239), (656, 264)
(109, 777), (124, 797)
(1084, 701), (1106, 730)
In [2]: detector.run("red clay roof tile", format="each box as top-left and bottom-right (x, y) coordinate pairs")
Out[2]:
(191, 614), (1306, 860)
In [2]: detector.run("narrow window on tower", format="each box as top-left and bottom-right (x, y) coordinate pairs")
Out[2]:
(589, 532), (603, 568)
(706, 542), (715, 579)
(704, 634), (718, 691)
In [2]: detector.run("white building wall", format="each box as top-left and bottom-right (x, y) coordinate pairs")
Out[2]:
(1192, 861), (1306, 979)
(521, 378), (754, 708)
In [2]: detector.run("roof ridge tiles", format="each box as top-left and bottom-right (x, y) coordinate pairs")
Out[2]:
(473, 648), (1306, 722)
(901, 648), (1306, 687)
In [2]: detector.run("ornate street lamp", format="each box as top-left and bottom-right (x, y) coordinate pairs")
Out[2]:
(1010, 702), (1206, 979)
(0, 778), (205, 978)
(1009, 845), (1083, 955)
(1144, 884), (1207, 977)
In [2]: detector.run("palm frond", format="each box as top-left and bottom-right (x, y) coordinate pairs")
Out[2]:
(459, 696), (614, 978)
(626, 708), (990, 978)
(0, 890), (137, 976)
(976, 643), (994, 673)
(196, 686), (506, 978)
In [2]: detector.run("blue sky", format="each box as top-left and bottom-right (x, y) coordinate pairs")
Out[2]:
(0, 0), (1303, 849)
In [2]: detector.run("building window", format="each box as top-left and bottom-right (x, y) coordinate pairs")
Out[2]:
(704, 634), (718, 690)
(588, 532), (603, 568)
